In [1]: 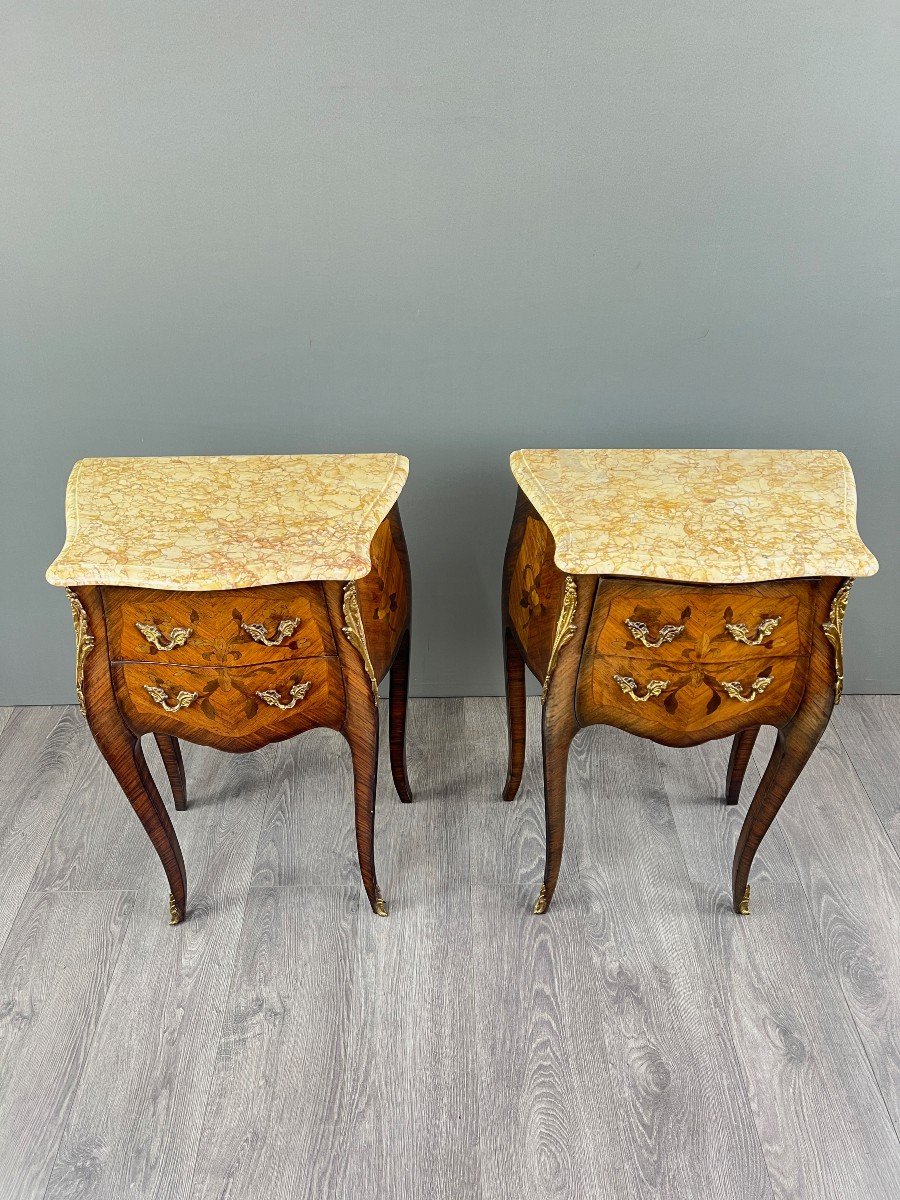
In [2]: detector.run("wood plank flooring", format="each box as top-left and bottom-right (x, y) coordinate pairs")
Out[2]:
(0, 697), (898, 1200)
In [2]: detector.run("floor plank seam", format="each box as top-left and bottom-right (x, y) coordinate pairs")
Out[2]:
(181, 879), (259, 1200)
(3, 699), (899, 1200)
(0, 710), (92, 963)
(830, 721), (900, 870)
(770, 736), (900, 1153)
(153, 741), (281, 1200)
(37, 889), (141, 1200)
(232, 739), (281, 894)
(649, 741), (779, 1200)
(137, 740), (281, 1200)
(460, 795), (488, 1200)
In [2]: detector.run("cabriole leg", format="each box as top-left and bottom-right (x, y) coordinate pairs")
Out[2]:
(94, 721), (188, 924)
(325, 579), (389, 917)
(388, 628), (413, 803)
(154, 734), (188, 811)
(535, 714), (575, 914)
(730, 581), (842, 914)
(725, 726), (760, 805)
(345, 717), (386, 916)
(533, 574), (592, 915)
(502, 627), (527, 802)
(731, 711), (830, 915)
(73, 586), (188, 925)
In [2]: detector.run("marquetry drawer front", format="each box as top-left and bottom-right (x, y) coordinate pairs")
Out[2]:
(112, 658), (345, 748)
(104, 582), (336, 666)
(591, 579), (814, 664)
(577, 652), (809, 746)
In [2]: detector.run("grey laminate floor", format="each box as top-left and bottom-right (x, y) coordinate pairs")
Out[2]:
(0, 697), (898, 1200)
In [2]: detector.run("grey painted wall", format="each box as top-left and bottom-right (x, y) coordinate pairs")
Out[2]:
(2, 2), (898, 704)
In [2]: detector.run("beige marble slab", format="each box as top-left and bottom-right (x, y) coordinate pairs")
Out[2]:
(47, 454), (409, 590)
(511, 449), (877, 583)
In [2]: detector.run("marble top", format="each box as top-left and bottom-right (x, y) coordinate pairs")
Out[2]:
(511, 449), (877, 583)
(47, 454), (409, 590)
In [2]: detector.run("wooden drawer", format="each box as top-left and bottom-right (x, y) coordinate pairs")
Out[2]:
(591, 579), (814, 664)
(576, 651), (809, 747)
(112, 657), (345, 750)
(103, 582), (336, 666)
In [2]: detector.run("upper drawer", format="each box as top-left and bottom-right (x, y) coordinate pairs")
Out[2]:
(591, 579), (814, 664)
(103, 582), (336, 666)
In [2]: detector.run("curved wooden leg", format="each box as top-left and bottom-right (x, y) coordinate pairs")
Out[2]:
(324, 579), (388, 917)
(725, 726), (760, 805)
(502, 627), (527, 802)
(731, 577), (846, 914)
(389, 628), (413, 803)
(534, 713), (575, 914)
(74, 585), (187, 925)
(92, 718), (187, 924)
(345, 717), (386, 917)
(533, 576), (593, 914)
(154, 734), (188, 811)
(731, 711), (829, 914)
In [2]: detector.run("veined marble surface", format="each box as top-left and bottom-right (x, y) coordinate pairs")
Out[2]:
(511, 449), (878, 583)
(47, 454), (409, 589)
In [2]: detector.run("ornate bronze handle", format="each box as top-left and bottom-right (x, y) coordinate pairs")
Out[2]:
(720, 675), (772, 703)
(614, 674), (669, 703)
(241, 617), (303, 647)
(256, 681), (311, 710)
(144, 685), (198, 713)
(624, 619), (684, 650)
(725, 616), (781, 646)
(135, 622), (193, 651)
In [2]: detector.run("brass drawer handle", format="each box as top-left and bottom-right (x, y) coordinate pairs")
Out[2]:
(720, 675), (772, 703)
(725, 616), (781, 646)
(624, 619), (684, 649)
(241, 617), (302, 647)
(135, 622), (193, 652)
(144, 685), (198, 713)
(256, 681), (311, 710)
(614, 674), (669, 703)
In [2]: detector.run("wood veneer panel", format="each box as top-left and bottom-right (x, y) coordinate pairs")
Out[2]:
(508, 512), (568, 682)
(577, 651), (808, 747)
(590, 578), (814, 663)
(355, 509), (411, 684)
(112, 657), (345, 752)
(104, 580), (335, 666)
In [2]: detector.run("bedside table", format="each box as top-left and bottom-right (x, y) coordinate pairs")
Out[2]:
(501, 449), (877, 916)
(47, 453), (412, 924)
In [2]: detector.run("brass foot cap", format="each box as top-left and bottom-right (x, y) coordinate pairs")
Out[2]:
(533, 886), (548, 915)
(168, 894), (183, 926)
(737, 885), (751, 916)
(374, 888), (389, 918)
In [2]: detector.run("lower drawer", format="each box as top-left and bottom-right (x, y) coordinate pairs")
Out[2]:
(112, 658), (346, 750)
(576, 652), (809, 747)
